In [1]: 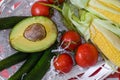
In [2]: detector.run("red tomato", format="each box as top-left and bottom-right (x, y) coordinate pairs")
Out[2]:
(75, 43), (98, 68)
(54, 53), (73, 73)
(31, 1), (50, 17)
(48, 0), (65, 4)
(61, 30), (81, 51)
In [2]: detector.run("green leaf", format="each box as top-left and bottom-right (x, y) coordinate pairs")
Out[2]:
(70, 0), (89, 8)
(61, 3), (76, 30)
(93, 19), (120, 37)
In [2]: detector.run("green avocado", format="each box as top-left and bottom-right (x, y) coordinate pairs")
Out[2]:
(10, 16), (58, 53)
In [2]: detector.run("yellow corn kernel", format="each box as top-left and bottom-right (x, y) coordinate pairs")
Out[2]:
(97, 0), (120, 12)
(89, 6), (120, 24)
(90, 23), (120, 67)
(88, 0), (120, 24)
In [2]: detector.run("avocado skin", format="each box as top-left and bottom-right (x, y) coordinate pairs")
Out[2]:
(10, 16), (58, 53)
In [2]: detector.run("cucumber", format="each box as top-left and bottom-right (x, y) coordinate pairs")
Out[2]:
(0, 52), (29, 71)
(23, 44), (57, 80)
(8, 53), (43, 80)
(0, 16), (28, 30)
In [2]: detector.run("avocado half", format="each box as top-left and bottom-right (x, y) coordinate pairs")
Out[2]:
(10, 16), (58, 52)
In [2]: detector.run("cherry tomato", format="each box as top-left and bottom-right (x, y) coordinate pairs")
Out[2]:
(31, 1), (50, 17)
(61, 30), (81, 51)
(48, 0), (65, 4)
(54, 53), (73, 73)
(75, 43), (98, 68)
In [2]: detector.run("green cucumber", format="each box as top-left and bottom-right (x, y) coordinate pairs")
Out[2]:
(23, 44), (57, 80)
(0, 52), (29, 71)
(0, 16), (28, 30)
(8, 53), (43, 80)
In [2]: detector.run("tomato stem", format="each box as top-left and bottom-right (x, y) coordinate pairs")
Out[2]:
(39, 2), (62, 12)
(51, 40), (72, 53)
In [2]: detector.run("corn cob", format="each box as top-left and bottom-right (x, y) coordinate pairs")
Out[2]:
(87, 0), (120, 24)
(90, 19), (120, 67)
(63, 1), (120, 66)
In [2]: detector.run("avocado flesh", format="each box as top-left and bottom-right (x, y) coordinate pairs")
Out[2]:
(10, 16), (57, 52)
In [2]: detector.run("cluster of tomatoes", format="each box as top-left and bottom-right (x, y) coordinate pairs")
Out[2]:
(53, 30), (99, 73)
(31, 0), (65, 17)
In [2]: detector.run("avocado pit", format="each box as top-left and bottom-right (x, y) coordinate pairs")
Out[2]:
(24, 23), (46, 42)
